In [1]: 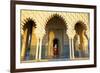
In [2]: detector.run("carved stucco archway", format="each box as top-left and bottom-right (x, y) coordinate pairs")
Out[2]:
(74, 21), (89, 58)
(20, 10), (89, 61)
(42, 14), (69, 59)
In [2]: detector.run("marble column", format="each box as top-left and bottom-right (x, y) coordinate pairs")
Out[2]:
(35, 38), (39, 60)
(67, 27), (72, 59)
(67, 28), (75, 60)
(71, 38), (75, 59)
(39, 38), (43, 60)
(69, 38), (72, 59)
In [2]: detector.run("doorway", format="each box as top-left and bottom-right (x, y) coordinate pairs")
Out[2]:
(48, 29), (63, 58)
(42, 14), (69, 59)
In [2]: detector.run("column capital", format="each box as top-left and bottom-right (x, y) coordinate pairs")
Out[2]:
(66, 28), (76, 39)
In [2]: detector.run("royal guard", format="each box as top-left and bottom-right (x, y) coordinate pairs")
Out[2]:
(53, 38), (59, 58)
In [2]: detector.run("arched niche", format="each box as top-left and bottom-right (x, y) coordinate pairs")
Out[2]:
(42, 14), (69, 59)
(21, 18), (37, 61)
(74, 21), (89, 58)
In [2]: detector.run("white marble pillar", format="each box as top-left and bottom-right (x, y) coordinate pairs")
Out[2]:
(71, 38), (75, 59)
(71, 30), (76, 59)
(39, 38), (43, 60)
(67, 28), (72, 59)
(69, 38), (72, 59)
(67, 28), (75, 60)
(35, 38), (39, 60)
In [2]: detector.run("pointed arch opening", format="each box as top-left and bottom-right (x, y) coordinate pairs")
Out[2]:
(74, 21), (89, 58)
(21, 18), (37, 61)
(42, 14), (70, 59)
